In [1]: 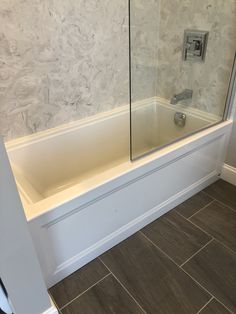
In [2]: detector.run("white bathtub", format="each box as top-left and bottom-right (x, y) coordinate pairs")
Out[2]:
(6, 98), (232, 287)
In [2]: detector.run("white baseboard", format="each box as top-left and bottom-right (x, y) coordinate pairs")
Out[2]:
(42, 307), (58, 314)
(221, 163), (236, 186)
(42, 298), (58, 314)
(42, 306), (58, 314)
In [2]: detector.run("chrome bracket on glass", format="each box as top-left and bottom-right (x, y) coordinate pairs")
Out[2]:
(182, 30), (209, 62)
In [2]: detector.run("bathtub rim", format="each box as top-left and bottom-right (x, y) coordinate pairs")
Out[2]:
(5, 97), (231, 221)
(7, 118), (232, 222)
(5, 97), (219, 152)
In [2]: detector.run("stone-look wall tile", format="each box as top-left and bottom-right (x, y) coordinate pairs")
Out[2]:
(157, 0), (236, 116)
(130, 0), (160, 102)
(1, 0), (235, 141)
(0, 0), (129, 140)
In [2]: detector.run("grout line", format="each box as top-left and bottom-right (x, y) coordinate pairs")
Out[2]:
(202, 190), (219, 203)
(175, 210), (191, 220)
(214, 199), (236, 214)
(60, 272), (111, 311)
(212, 299), (234, 314)
(216, 199), (236, 213)
(176, 207), (236, 256)
(143, 229), (234, 314)
(178, 213), (216, 240)
(213, 238), (236, 256)
(185, 212), (236, 256)
(180, 238), (214, 267)
(142, 231), (235, 314)
(187, 200), (215, 220)
(140, 231), (234, 314)
(202, 190), (236, 213)
(170, 213), (236, 314)
(140, 231), (213, 296)
(98, 257), (147, 314)
(171, 203), (236, 257)
(51, 185), (236, 313)
(175, 210), (213, 239)
(57, 185), (235, 313)
(197, 297), (214, 313)
(48, 291), (62, 314)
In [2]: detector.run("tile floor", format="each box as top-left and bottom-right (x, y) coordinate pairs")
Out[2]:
(49, 179), (236, 314)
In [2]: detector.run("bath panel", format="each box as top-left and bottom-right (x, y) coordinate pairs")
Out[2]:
(6, 100), (232, 287)
(31, 133), (226, 287)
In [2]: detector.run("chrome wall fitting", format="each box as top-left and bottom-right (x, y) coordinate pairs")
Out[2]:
(174, 112), (187, 127)
(183, 30), (209, 62)
(171, 89), (193, 105)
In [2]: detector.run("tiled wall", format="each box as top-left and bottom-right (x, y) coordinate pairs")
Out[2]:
(0, 0), (129, 140)
(130, 0), (159, 102)
(1, 0), (236, 141)
(0, 0), (160, 141)
(156, 0), (236, 116)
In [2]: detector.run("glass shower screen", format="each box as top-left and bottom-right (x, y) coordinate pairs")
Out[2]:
(129, 0), (236, 160)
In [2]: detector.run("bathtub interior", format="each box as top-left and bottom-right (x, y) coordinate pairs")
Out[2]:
(131, 99), (221, 157)
(6, 99), (221, 205)
(7, 111), (130, 203)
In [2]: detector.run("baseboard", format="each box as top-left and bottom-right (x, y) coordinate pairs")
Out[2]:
(221, 163), (236, 186)
(48, 171), (218, 287)
(43, 308), (58, 314)
(42, 307), (58, 314)
(42, 298), (58, 314)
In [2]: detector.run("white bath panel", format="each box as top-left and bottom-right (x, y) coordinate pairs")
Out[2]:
(27, 122), (231, 287)
(5, 97), (233, 287)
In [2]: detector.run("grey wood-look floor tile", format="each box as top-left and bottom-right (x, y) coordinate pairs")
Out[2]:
(174, 192), (213, 218)
(49, 258), (109, 309)
(61, 274), (144, 314)
(100, 232), (210, 314)
(183, 240), (236, 313)
(199, 299), (231, 314)
(204, 179), (236, 210)
(190, 200), (236, 253)
(142, 210), (211, 265)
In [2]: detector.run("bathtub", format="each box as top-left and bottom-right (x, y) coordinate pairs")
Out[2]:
(6, 98), (232, 287)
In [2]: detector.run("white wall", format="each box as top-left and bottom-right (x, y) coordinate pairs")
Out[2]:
(225, 54), (236, 169)
(0, 137), (54, 314)
(226, 103), (236, 168)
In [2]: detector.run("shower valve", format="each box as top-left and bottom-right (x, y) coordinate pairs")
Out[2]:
(183, 30), (209, 62)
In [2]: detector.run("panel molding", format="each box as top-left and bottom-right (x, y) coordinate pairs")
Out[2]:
(35, 134), (223, 287)
(50, 171), (218, 286)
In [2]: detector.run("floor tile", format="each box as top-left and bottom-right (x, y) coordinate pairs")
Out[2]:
(175, 192), (213, 218)
(49, 258), (109, 309)
(61, 274), (144, 314)
(204, 179), (236, 210)
(142, 210), (211, 265)
(183, 240), (236, 313)
(190, 200), (236, 252)
(199, 299), (231, 314)
(101, 232), (210, 314)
